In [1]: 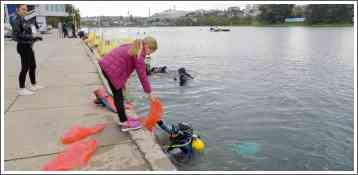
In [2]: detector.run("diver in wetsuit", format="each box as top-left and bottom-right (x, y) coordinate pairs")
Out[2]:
(174, 67), (194, 86)
(157, 120), (194, 159)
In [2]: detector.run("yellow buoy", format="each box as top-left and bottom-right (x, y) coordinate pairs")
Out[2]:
(192, 138), (205, 152)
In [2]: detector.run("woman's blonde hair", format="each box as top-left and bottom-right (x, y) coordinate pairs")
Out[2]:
(129, 36), (158, 57)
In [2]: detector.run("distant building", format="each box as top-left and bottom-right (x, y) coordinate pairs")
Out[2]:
(285, 17), (305, 22)
(228, 7), (241, 12)
(243, 4), (261, 17)
(227, 6), (244, 17)
(195, 9), (206, 16)
(151, 9), (189, 19)
(34, 4), (69, 29)
(5, 4), (68, 31)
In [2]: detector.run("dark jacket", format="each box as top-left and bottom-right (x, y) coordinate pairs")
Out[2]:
(12, 14), (36, 44)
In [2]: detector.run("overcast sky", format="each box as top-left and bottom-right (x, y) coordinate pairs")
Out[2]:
(73, 1), (248, 17)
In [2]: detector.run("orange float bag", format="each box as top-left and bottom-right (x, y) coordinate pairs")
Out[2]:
(61, 124), (105, 144)
(140, 99), (163, 132)
(42, 140), (97, 171)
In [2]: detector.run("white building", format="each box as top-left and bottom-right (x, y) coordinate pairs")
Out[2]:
(5, 4), (68, 31)
(151, 9), (189, 19)
(34, 4), (69, 30)
(243, 4), (261, 17)
(285, 17), (305, 22)
(227, 7), (244, 17)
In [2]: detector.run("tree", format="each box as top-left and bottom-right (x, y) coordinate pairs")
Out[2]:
(304, 4), (353, 24)
(46, 4), (81, 29)
(74, 8), (81, 29)
(257, 4), (294, 24)
(291, 5), (304, 17)
(46, 16), (60, 28)
(64, 4), (81, 28)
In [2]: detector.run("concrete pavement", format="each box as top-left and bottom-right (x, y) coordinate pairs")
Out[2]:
(3, 31), (175, 171)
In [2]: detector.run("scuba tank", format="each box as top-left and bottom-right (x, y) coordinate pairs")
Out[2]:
(191, 134), (205, 152)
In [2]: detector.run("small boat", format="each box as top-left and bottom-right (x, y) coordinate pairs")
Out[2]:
(220, 28), (230, 32)
(210, 27), (230, 32)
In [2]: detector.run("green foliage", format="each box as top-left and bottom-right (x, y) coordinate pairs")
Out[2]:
(64, 4), (81, 28)
(304, 4), (353, 24)
(291, 5), (304, 17)
(174, 15), (255, 26)
(257, 4), (294, 24)
(46, 16), (61, 28)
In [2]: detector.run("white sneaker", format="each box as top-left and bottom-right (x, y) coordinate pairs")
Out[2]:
(116, 120), (125, 126)
(18, 88), (35, 96)
(29, 84), (45, 91)
(116, 116), (140, 126)
(121, 120), (142, 132)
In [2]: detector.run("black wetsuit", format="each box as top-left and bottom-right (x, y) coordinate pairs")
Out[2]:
(12, 14), (42, 88)
(71, 23), (77, 38)
(63, 23), (69, 38)
(177, 68), (194, 86)
(146, 66), (167, 75)
(157, 120), (193, 156)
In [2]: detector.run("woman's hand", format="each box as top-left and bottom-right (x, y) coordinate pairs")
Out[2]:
(147, 93), (157, 102)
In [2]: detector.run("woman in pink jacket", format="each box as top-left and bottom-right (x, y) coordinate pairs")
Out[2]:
(99, 37), (157, 131)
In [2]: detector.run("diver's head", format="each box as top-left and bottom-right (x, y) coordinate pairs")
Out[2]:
(177, 122), (194, 136)
(178, 67), (186, 74)
(16, 4), (28, 17)
(162, 66), (167, 72)
(170, 122), (194, 139)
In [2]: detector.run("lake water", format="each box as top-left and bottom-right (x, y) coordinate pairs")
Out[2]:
(94, 26), (354, 171)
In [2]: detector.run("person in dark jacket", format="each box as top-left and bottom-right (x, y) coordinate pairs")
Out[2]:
(62, 22), (69, 38)
(70, 23), (77, 38)
(12, 4), (44, 96)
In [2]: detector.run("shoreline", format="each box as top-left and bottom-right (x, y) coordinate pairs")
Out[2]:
(81, 23), (354, 28)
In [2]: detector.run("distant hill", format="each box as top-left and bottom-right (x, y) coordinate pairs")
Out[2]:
(151, 9), (189, 19)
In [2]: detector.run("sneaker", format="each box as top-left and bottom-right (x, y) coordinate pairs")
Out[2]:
(124, 102), (134, 109)
(127, 115), (140, 121)
(116, 116), (140, 126)
(29, 84), (45, 91)
(121, 120), (142, 132)
(18, 88), (35, 96)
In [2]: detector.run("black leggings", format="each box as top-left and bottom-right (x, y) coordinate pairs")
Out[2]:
(17, 43), (37, 88)
(102, 70), (128, 123)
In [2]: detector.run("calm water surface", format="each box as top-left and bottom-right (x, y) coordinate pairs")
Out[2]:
(95, 26), (354, 171)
